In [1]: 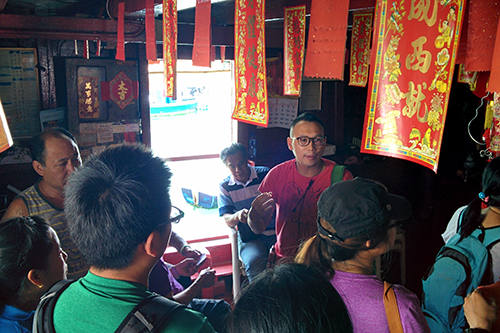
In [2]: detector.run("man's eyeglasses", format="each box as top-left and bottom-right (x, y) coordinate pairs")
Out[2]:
(169, 206), (184, 224)
(292, 135), (327, 147)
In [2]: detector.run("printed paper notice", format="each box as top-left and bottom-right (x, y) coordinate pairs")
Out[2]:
(97, 131), (114, 143)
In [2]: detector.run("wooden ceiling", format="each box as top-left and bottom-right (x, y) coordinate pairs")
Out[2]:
(0, 0), (376, 42)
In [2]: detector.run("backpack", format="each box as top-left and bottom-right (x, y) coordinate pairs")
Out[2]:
(421, 226), (500, 333)
(33, 279), (185, 333)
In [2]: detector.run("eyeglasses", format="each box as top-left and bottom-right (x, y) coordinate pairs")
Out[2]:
(168, 206), (184, 224)
(291, 135), (327, 147)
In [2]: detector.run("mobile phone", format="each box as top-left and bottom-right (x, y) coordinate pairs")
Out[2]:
(196, 253), (207, 267)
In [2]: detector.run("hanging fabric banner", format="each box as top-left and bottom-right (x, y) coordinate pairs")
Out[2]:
(466, 0), (500, 72)
(232, 0), (268, 127)
(220, 45), (226, 62)
(145, 0), (157, 61)
(116, 2), (125, 61)
(361, 0), (465, 173)
(303, 0), (349, 80)
(284, 5), (306, 96)
(349, 12), (373, 87)
(83, 40), (90, 59)
(488, 13), (500, 93)
(96, 40), (101, 56)
(163, 0), (177, 98)
(192, 0), (211, 67)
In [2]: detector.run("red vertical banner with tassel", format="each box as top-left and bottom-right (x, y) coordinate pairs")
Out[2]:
(192, 0), (211, 67)
(284, 6), (306, 96)
(116, 2), (125, 61)
(163, 0), (177, 98)
(145, 0), (157, 61)
(232, 0), (268, 127)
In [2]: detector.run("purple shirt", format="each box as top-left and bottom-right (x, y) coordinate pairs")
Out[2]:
(149, 257), (184, 296)
(330, 270), (430, 333)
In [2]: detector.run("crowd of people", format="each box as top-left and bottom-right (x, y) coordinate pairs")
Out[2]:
(0, 112), (499, 332)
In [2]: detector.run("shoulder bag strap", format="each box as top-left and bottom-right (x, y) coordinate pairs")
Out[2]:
(33, 279), (76, 333)
(383, 282), (405, 333)
(115, 294), (185, 333)
(331, 164), (346, 185)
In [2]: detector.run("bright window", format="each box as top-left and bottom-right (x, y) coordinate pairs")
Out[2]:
(148, 60), (236, 241)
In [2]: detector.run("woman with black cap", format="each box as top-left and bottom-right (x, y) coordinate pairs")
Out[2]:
(296, 177), (429, 333)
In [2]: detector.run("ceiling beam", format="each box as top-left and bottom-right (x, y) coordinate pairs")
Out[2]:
(0, 13), (145, 42)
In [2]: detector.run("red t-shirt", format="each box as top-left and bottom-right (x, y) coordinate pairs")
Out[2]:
(259, 158), (353, 259)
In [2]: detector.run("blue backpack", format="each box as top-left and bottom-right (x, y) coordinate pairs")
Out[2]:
(421, 226), (500, 332)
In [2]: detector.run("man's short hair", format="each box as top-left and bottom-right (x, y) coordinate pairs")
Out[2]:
(30, 128), (78, 166)
(220, 143), (248, 165)
(289, 112), (325, 137)
(64, 144), (172, 270)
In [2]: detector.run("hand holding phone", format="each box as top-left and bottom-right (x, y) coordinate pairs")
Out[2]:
(196, 253), (207, 267)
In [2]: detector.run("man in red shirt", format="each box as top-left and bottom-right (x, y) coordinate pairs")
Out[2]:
(248, 112), (353, 260)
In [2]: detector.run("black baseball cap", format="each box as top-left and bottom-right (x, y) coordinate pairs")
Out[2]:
(317, 177), (412, 242)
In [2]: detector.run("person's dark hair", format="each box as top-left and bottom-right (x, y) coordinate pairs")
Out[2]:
(460, 157), (500, 240)
(295, 222), (390, 277)
(0, 216), (53, 308)
(220, 143), (248, 165)
(289, 112), (325, 137)
(226, 263), (353, 333)
(29, 128), (78, 166)
(64, 143), (172, 270)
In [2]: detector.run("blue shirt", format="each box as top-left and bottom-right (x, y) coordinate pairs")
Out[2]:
(0, 305), (34, 333)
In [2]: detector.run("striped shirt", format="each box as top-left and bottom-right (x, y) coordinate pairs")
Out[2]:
(18, 180), (89, 279)
(218, 165), (275, 242)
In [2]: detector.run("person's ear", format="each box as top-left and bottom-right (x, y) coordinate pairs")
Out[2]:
(143, 230), (168, 258)
(27, 269), (44, 289)
(287, 137), (293, 151)
(33, 160), (45, 177)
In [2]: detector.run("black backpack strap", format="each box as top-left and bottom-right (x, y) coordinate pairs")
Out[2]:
(115, 294), (185, 333)
(33, 279), (76, 333)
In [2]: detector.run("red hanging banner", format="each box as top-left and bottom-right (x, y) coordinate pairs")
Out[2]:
(303, 0), (349, 80)
(116, 2), (125, 61)
(221, 45), (226, 62)
(361, 0), (465, 173)
(145, 0), (157, 61)
(192, 0), (211, 67)
(232, 0), (268, 127)
(284, 6), (306, 96)
(488, 14), (500, 93)
(466, 0), (500, 72)
(83, 40), (90, 59)
(163, 0), (177, 98)
(349, 12), (374, 87)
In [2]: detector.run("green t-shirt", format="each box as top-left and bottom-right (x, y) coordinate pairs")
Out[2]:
(53, 272), (215, 333)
